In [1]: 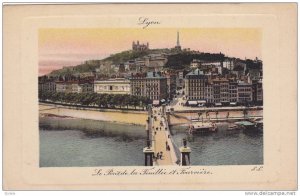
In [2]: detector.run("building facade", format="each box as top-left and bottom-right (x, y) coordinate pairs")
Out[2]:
(190, 59), (201, 69)
(55, 81), (69, 93)
(212, 78), (229, 104)
(130, 72), (168, 100)
(229, 81), (238, 103)
(252, 80), (263, 104)
(39, 81), (56, 92)
(80, 82), (94, 93)
(132, 40), (149, 51)
(166, 73), (177, 99)
(176, 71), (185, 89)
(204, 83), (214, 103)
(247, 69), (261, 81)
(237, 82), (253, 103)
(55, 81), (94, 93)
(183, 68), (259, 105)
(184, 69), (208, 100)
(94, 78), (130, 94)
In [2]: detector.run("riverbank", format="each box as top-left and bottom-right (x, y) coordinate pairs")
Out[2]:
(169, 109), (263, 125)
(39, 103), (148, 126)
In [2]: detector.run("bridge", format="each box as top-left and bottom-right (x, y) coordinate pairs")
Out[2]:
(143, 105), (191, 166)
(150, 106), (179, 165)
(143, 104), (263, 166)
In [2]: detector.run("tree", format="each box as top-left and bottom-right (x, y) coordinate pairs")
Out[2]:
(123, 95), (131, 109)
(206, 111), (210, 120)
(131, 96), (139, 110)
(38, 91), (150, 111)
(215, 111), (219, 122)
(198, 112), (202, 121)
(243, 109), (248, 119)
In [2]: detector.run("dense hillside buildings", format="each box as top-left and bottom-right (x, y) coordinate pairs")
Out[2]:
(223, 58), (235, 70)
(145, 54), (168, 72)
(39, 35), (263, 105)
(190, 59), (202, 69)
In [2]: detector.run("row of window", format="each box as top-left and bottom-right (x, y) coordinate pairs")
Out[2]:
(95, 86), (129, 91)
(146, 87), (159, 91)
(238, 88), (252, 92)
(188, 88), (205, 91)
(188, 98), (244, 102)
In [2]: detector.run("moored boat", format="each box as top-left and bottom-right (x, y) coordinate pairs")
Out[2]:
(235, 121), (257, 131)
(188, 122), (217, 134)
(227, 123), (240, 131)
(254, 119), (263, 131)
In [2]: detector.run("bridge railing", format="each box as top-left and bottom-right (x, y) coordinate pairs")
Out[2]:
(162, 115), (181, 165)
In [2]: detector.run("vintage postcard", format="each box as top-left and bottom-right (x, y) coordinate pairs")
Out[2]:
(3, 3), (297, 190)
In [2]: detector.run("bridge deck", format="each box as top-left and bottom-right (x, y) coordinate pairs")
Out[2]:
(150, 107), (174, 166)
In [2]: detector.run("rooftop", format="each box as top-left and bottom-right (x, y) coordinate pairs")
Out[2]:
(94, 78), (130, 83)
(146, 72), (165, 79)
(211, 78), (229, 82)
(186, 68), (204, 76)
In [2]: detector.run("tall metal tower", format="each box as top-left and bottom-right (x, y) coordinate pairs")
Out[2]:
(177, 31), (180, 47)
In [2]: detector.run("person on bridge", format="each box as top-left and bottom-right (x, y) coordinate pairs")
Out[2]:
(167, 145), (170, 151)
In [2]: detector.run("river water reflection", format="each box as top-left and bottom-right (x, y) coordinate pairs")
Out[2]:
(171, 125), (263, 165)
(40, 120), (263, 167)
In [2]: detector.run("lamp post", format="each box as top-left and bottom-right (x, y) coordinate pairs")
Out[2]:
(180, 138), (191, 166)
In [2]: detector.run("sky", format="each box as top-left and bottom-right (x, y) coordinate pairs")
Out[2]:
(39, 28), (262, 76)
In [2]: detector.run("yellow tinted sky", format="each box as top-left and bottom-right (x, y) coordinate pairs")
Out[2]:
(39, 28), (261, 75)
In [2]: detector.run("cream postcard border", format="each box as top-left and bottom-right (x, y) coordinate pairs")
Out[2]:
(3, 4), (297, 190)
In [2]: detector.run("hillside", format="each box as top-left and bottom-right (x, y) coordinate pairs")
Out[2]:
(103, 50), (149, 64)
(48, 49), (240, 77)
(165, 52), (225, 69)
(49, 60), (102, 76)
(48, 50), (153, 76)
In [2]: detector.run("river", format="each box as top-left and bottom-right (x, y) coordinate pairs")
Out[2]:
(171, 124), (263, 165)
(40, 129), (145, 167)
(39, 118), (263, 167)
